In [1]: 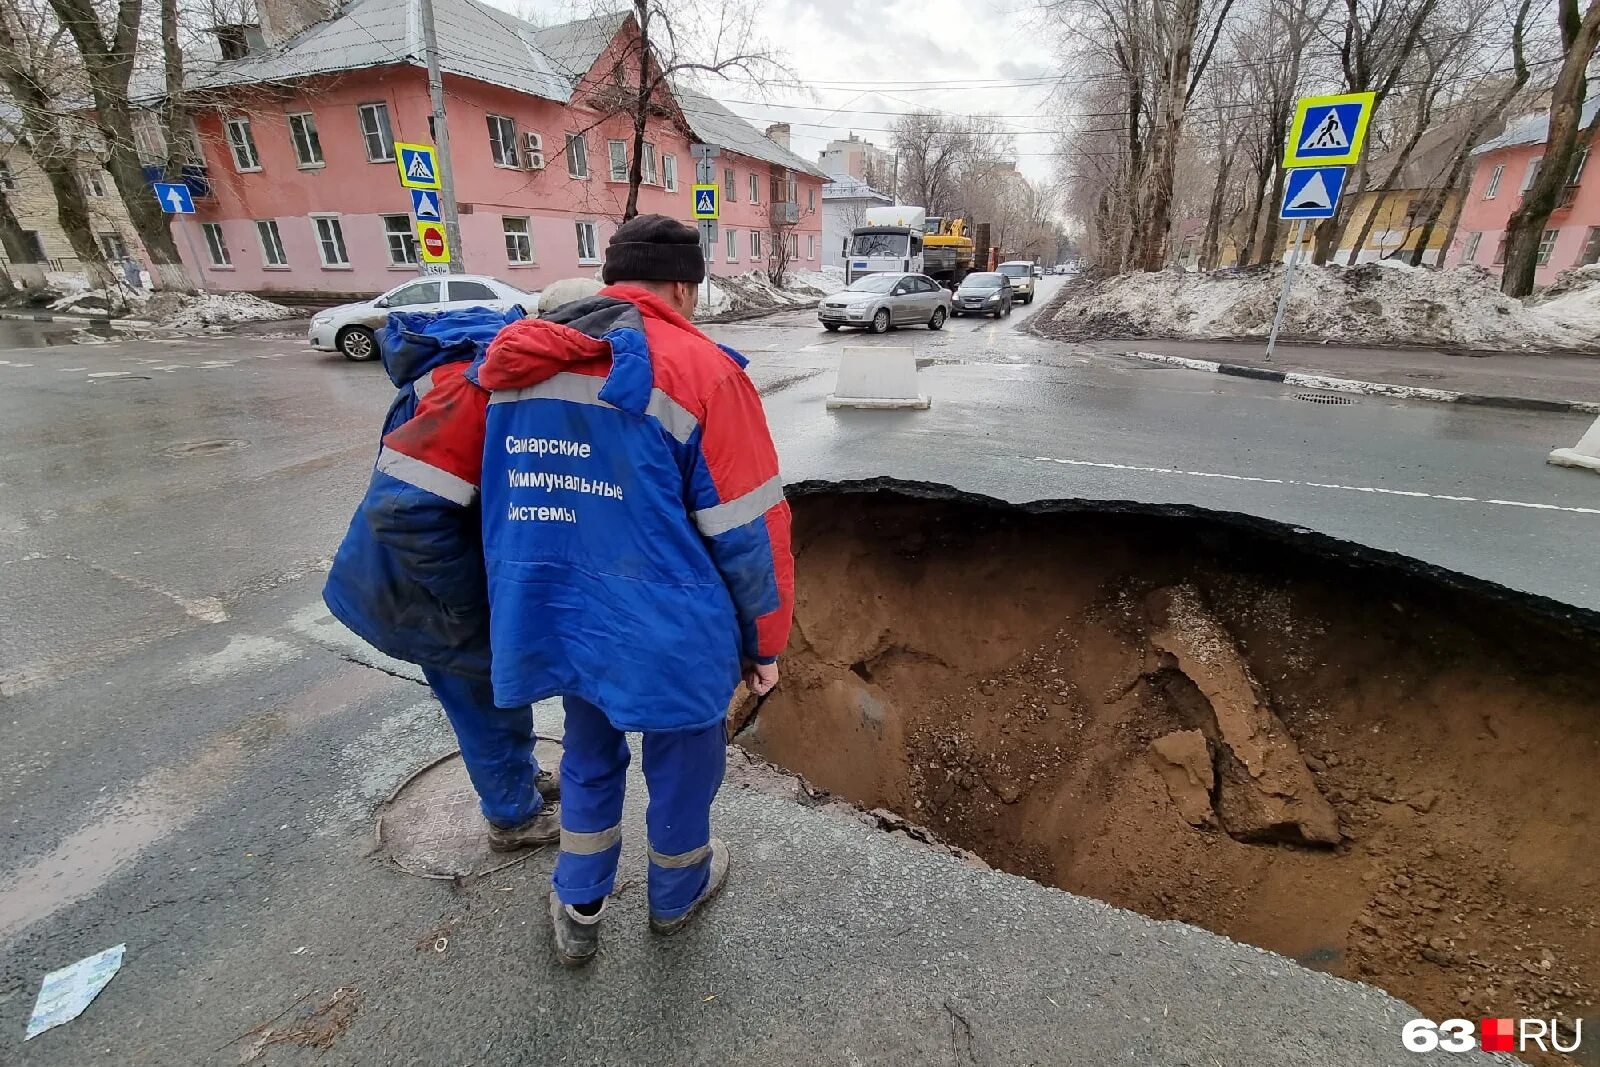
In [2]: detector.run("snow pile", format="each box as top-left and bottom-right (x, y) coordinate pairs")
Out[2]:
(1529, 264), (1600, 337)
(697, 268), (843, 318)
(48, 287), (149, 316)
(145, 291), (295, 329)
(1044, 263), (1598, 349)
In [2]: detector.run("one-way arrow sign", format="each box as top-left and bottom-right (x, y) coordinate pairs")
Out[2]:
(410, 188), (441, 221)
(153, 182), (195, 214)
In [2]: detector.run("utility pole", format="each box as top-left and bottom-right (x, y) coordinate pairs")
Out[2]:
(418, 0), (463, 273)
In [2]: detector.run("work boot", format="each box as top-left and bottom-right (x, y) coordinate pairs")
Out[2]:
(549, 893), (604, 967)
(485, 803), (560, 852)
(535, 769), (560, 802)
(649, 838), (731, 935)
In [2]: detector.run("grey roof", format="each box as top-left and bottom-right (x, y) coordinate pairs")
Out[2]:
(822, 175), (892, 201)
(175, 0), (619, 104)
(1475, 96), (1600, 155)
(671, 84), (829, 178)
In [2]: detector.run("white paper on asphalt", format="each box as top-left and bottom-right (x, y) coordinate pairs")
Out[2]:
(25, 943), (125, 1039)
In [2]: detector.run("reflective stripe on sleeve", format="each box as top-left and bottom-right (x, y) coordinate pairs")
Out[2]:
(648, 843), (711, 869)
(560, 824), (622, 855)
(693, 474), (785, 537)
(375, 446), (477, 507)
(413, 368), (438, 400)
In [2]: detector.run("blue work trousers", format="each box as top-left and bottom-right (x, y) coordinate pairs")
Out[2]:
(422, 667), (544, 828)
(553, 696), (726, 919)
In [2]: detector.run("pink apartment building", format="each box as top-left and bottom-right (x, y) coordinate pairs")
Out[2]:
(1447, 97), (1600, 287)
(162, 2), (826, 296)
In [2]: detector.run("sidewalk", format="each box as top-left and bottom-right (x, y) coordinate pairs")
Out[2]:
(1086, 337), (1600, 413)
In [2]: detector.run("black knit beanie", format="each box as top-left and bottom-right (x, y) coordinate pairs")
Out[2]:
(602, 214), (706, 285)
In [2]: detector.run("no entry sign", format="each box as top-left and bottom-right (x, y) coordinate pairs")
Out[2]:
(415, 220), (450, 264)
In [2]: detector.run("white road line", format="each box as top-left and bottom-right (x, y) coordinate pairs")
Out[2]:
(1031, 455), (1600, 516)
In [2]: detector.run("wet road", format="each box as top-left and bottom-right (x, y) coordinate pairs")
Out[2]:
(0, 284), (1586, 1063)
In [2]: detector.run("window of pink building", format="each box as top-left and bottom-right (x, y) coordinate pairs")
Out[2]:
(488, 115), (518, 168)
(256, 220), (287, 267)
(1583, 226), (1600, 266)
(1484, 164), (1503, 199)
(1462, 232), (1481, 263)
(504, 217), (533, 264)
(225, 117), (261, 172)
(1537, 228), (1560, 265)
(565, 134), (589, 178)
(288, 113), (323, 168)
(358, 103), (395, 163)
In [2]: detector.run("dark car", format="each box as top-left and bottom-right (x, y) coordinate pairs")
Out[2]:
(952, 272), (1014, 318)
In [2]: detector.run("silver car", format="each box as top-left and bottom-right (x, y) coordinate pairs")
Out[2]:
(309, 274), (535, 362)
(818, 272), (952, 334)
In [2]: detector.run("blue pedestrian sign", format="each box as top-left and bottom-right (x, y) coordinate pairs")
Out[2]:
(692, 183), (719, 220)
(154, 182), (194, 214)
(395, 142), (441, 190)
(410, 188), (442, 222)
(1279, 166), (1347, 220)
(1284, 92), (1375, 168)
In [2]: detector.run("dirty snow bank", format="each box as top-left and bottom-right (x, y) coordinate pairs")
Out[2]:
(1042, 262), (1597, 349)
(144, 291), (296, 329)
(1529, 264), (1600, 338)
(697, 267), (845, 317)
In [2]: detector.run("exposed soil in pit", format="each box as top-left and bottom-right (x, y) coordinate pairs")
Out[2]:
(737, 490), (1600, 1065)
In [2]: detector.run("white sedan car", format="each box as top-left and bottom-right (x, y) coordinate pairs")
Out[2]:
(309, 274), (536, 362)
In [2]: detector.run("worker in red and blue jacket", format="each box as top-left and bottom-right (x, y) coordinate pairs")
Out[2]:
(322, 305), (562, 852)
(369, 215), (794, 966)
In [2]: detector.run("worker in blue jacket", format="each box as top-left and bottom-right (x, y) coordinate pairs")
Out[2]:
(322, 305), (560, 851)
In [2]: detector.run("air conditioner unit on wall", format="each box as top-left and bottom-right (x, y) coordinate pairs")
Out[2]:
(522, 132), (545, 170)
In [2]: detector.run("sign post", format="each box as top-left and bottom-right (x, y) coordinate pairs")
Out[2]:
(692, 144), (720, 311)
(153, 182), (205, 290)
(1267, 91), (1374, 360)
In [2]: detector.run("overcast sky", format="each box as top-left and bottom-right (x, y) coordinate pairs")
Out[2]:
(509, 0), (1065, 183)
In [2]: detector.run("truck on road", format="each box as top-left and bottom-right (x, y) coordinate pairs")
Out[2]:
(845, 206), (975, 289)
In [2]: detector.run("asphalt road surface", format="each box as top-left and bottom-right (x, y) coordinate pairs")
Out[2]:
(0, 285), (1563, 1065)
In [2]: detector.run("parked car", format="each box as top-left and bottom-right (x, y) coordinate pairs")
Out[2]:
(309, 275), (536, 361)
(997, 261), (1036, 304)
(951, 272), (1014, 318)
(818, 272), (952, 333)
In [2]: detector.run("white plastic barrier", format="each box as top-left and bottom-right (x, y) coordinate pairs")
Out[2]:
(1549, 415), (1600, 474)
(825, 346), (931, 410)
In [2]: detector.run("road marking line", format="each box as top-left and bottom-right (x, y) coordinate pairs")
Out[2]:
(1031, 456), (1600, 516)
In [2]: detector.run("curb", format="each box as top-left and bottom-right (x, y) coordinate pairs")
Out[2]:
(1128, 351), (1600, 416)
(698, 298), (822, 325)
(0, 309), (115, 327)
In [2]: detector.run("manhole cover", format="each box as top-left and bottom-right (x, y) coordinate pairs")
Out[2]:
(375, 740), (562, 880)
(1295, 392), (1356, 405)
(161, 438), (249, 458)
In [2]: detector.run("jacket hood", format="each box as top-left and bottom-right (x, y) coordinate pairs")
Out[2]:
(381, 306), (524, 389)
(472, 293), (660, 417)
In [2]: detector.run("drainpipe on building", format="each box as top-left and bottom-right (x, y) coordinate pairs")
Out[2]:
(418, 0), (463, 273)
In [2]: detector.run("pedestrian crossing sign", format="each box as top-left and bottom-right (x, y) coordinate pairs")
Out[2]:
(1284, 92), (1375, 168)
(692, 183), (719, 220)
(396, 142), (441, 190)
(1279, 165), (1347, 219)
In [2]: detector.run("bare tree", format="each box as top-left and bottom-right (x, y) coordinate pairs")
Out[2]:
(0, 182), (45, 287)
(588, 0), (785, 220)
(890, 111), (1011, 218)
(1304, 0), (1445, 263)
(1500, 0), (1600, 295)
(39, 0), (191, 288)
(0, 0), (117, 288)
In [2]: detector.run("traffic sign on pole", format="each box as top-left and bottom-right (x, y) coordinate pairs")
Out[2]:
(1284, 92), (1375, 168)
(1278, 166), (1347, 219)
(396, 143), (442, 190)
(415, 219), (450, 263)
(154, 182), (195, 214)
(410, 188), (443, 222)
(692, 184), (719, 220)
(690, 143), (720, 159)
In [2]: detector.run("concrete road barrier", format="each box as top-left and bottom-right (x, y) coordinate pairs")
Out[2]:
(1549, 415), (1600, 474)
(826, 346), (931, 410)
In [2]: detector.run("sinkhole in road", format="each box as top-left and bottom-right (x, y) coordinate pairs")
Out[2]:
(736, 488), (1600, 1061)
